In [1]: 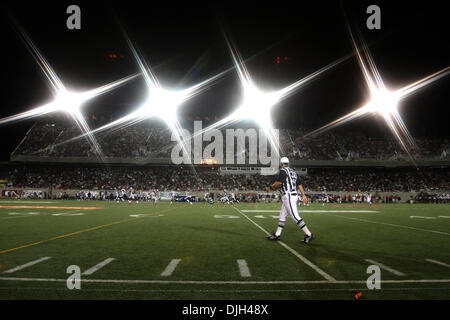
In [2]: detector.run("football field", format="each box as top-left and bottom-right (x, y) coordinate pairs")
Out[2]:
(0, 200), (449, 300)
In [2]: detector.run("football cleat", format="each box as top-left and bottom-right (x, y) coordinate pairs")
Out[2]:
(302, 234), (314, 244)
(267, 234), (280, 241)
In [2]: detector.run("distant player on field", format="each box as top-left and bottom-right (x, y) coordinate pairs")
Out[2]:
(128, 187), (136, 203)
(267, 157), (314, 244)
(365, 192), (372, 205)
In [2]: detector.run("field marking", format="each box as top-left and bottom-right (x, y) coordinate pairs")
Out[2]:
(0, 206), (177, 255)
(237, 259), (251, 277)
(365, 259), (406, 276)
(129, 214), (164, 218)
(52, 212), (85, 216)
(425, 259), (450, 268)
(3, 257), (52, 274)
(160, 259), (181, 277)
(82, 258), (116, 276)
(241, 210), (378, 213)
(1, 277), (449, 285)
(214, 215), (240, 218)
(2, 286), (450, 294)
(0, 218), (137, 255)
(301, 210), (378, 213)
(410, 216), (436, 219)
(241, 210), (282, 213)
(332, 205), (384, 208)
(7, 212), (41, 215)
(321, 213), (450, 236)
(0, 205), (103, 210)
(232, 206), (337, 283)
(1, 211), (85, 218)
(0, 215), (34, 220)
(0, 201), (56, 204)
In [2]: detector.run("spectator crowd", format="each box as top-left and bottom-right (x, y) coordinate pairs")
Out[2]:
(3, 165), (448, 193)
(13, 114), (450, 161)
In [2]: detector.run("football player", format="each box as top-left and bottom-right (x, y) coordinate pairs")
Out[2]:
(267, 157), (314, 244)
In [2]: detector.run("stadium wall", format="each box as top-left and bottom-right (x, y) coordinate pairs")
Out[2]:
(0, 187), (439, 203)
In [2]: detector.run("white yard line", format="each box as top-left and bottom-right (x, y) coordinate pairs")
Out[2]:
(0, 277), (449, 285)
(232, 206), (337, 283)
(160, 259), (181, 277)
(425, 259), (450, 268)
(0, 201), (56, 204)
(82, 258), (115, 276)
(299, 210), (378, 213)
(237, 259), (251, 277)
(241, 210), (378, 213)
(321, 213), (450, 236)
(2, 287), (450, 294)
(365, 259), (406, 276)
(3, 257), (52, 274)
(410, 216), (436, 219)
(0, 216), (33, 220)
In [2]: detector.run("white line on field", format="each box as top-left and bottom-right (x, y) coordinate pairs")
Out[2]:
(237, 259), (251, 277)
(82, 258), (115, 276)
(300, 210), (378, 213)
(365, 259), (406, 276)
(0, 215), (33, 220)
(321, 213), (450, 236)
(410, 216), (436, 219)
(160, 259), (181, 277)
(0, 201), (56, 204)
(0, 277), (449, 285)
(241, 210), (286, 213)
(3, 257), (52, 274)
(3, 287), (450, 294)
(232, 206), (337, 283)
(425, 259), (450, 268)
(241, 210), (378, 213)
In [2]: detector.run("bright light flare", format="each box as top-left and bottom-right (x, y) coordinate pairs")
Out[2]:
(301, 20), (449, 164)
(2, 22), (139, 161)
(49, 90), (88, 113)
(135, 88), (186, 121)
(50, 29), (226, 156)
(197, 81), (282, 156)
(363, 89), (400, 115)
(196, 30), (350, 156)
(234, 86), (281, 125)
(197, 33), (282, 153)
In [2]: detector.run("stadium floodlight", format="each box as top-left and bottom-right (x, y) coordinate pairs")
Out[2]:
(135, 88), (190, 127)
(197, 31), (350, 154)
(363, 89), (400, 116)
(234, 85), (281, 126)
(55, 24), (350, 154)
(205, 32), (281, 134)
(50, 29), (227, 158)
(302, 21), (449, 161)
(123, 33), (226, 141)
(0, 23), (139, 159)
(0, 73), (138, 126)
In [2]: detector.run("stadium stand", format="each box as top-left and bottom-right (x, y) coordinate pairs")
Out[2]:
(11, 114), (450, 162)
(2, 114), (448, 203)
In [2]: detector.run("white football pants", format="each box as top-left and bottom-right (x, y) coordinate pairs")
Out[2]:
(279, 193), (306, 229)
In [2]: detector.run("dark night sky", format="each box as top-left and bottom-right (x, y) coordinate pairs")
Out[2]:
(0, 0), (448, 160)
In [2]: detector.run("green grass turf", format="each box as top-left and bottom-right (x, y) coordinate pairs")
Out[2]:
(0, 200), (449, 299)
